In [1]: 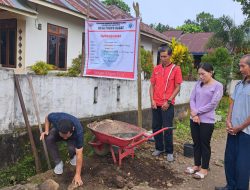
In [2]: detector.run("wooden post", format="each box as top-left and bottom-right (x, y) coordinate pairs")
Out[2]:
(14, 74), (41, 173)
(80, 0), (91, 76)
(27, 75), (51, 170)
(133, 2), (142, 128)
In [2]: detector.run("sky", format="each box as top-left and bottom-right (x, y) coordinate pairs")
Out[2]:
(122, 0), (247, 27)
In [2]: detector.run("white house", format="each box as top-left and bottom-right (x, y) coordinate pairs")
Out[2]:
(0, 0), (170, 74)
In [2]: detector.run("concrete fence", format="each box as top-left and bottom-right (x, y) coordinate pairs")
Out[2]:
(0, 69), (196, 134)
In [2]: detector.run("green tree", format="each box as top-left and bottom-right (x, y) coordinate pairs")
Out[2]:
(102, 0), (130, 13)
(232, 53), (244, 79)
(206, 15), (247, 53)
(229, 26), (245, 52)
(196, 12), (217, 32)
(201, 47), (233, 85)
(184, 19), (197, 25)
(234, 0), (250, 18)
(176, 23), (203, 33)
(149, 23), (173, 33)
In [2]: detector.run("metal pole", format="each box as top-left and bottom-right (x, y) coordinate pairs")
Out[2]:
(27, 75), (51, 169)
(14, 74), (41, 173)
(133, 2), (142, 128)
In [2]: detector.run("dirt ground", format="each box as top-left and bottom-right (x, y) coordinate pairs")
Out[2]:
(2, 127), (228, 190)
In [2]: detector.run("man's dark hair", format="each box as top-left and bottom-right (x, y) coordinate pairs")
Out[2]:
(58, 119), (74, 134)
(242, 54), (250, 66)
(159, 46), (172, 56)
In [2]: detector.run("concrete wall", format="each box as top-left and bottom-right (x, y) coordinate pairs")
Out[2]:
(227, 80), (240, 96)
(0, 70), (196, 133)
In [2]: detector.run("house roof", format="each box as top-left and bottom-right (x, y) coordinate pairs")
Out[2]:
(178, 32), (214, 54)
(39, 0), (114, 20)
(107, 5), (170, 44)
(162, 30), (183, 40)
(0, 0), (37, 17)
(107, 5), (132, 19)
(0, 0), (170, 44)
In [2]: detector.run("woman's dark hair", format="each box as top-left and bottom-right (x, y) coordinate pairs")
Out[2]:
(199, 63), (215, 87)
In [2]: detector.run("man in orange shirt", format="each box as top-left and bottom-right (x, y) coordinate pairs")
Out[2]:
(150, 46), (183, 162)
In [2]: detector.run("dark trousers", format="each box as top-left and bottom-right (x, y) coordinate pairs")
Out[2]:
(224, 132), (250, 190)
(152, 105), (174, 154)
(190, 120), (214, 169)
(45, 128), (76, 165)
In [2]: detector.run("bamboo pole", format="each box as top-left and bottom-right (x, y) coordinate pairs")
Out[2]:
(27, 75), (51, 169)
(80, 0), (91, 76)
(14, 74), (41, 173)
(133, 2), (142, 128)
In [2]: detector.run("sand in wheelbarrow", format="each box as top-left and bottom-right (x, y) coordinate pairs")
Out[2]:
(89, 119), (147, 137)
(111, 132), (139, 139)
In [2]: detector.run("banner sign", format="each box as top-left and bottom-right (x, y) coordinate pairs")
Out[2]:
(84, 18), (140, 80)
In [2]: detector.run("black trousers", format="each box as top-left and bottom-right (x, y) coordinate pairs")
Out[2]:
(45, 128), (76, 165)
(190, 120), (214, 169)
(152, 105), (174, 154)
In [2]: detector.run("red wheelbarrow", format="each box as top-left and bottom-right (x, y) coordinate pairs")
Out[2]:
(87, 119), (172, 166)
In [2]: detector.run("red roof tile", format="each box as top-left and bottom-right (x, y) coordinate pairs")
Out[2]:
(0, 1), (169, 43)
(178, 32), (214, 54)
(163, 30), (183, 40)
(44, 0), (114, 19)
(0, 0), (37, 15)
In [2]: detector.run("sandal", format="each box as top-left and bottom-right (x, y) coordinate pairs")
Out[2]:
(192, 171), (207, 179)
(184, 166), (198, 174)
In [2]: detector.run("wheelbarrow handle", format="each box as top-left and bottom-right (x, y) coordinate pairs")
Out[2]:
(144, 127), (175, 139)
(128, 127), (175, 149)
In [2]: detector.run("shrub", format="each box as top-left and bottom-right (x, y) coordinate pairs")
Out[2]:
(57, 55), (82, 77)
(31, 61), (55, 75)
(170, 38), (194, 78)
(67, 54), (82, 77)
(141, 48), (154, 79)
(201, 47), (233, 85)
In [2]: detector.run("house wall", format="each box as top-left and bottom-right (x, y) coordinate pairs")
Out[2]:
(1, 6), (165, 73)
(141, 36), (160, 66)
(152, 44), (159, 65)
(141, 36), (152, 52)
(25, 5), (84, 68)
(0, 12), (26, 73)
(0, 70), (195, 133)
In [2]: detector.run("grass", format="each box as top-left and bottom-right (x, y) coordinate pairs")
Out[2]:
(0, 155), (36, 187)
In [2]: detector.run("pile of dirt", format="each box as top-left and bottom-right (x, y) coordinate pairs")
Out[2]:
(84, 146), (182, 189)
(19, 142), (183, 190)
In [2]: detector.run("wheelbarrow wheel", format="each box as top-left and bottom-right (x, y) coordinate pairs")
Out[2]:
(91, 137), (110, 156)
